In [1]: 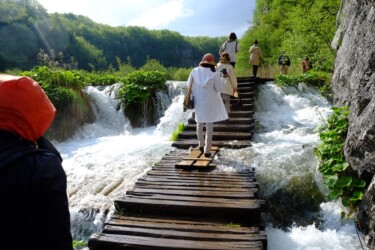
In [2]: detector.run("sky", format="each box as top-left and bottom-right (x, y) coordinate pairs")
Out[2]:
(36, 0), (256, 38)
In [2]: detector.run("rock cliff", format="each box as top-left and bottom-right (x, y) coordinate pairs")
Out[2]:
(331, 0), (375, 245)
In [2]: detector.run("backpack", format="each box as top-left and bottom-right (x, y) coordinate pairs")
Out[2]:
(0, 137), (60, 171)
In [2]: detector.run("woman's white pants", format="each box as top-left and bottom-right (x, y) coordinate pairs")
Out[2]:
(197, 122), (213, 154)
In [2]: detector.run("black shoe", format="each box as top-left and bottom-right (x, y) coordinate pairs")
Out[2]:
(204, 153), (211, 158)
(199, 147), (204, 152)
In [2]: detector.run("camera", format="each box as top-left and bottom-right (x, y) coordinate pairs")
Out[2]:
(221, 68), (228, 76)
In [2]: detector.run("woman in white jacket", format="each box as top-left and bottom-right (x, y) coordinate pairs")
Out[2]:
(219, 32), (240, 68)
(187, 53), (228, 157)
(216, 53), (238, 113)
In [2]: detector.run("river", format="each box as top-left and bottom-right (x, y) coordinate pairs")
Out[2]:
(54, 81), (364, 249)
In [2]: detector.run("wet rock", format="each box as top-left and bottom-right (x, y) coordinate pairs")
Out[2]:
(331, 0), (375, 245)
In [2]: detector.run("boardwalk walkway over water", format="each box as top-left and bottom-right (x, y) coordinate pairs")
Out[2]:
(89, 77), (271, 249)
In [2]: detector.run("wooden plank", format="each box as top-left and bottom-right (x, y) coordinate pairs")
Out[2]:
(127, 188), (255, 199)
(102, 225), (266, 242)
(171, 139), (252, 150)
(182, 158), (211, 161)
(176, 149), (202, 167)
(89, 233), (264, 250)
(193, 150), (215, 167)
(134, 181), (259, 189)
(177, 146), (220, 168)
(116, 196), (261, 209)
(138, 176), (256, 183)
(136, 180), (256, 188)
(178, 131), (252, 140)
(107, 215), (261, 233)
(147, 170), (256, 177)
(138, 175), (255, 182)
(133, 184), (258, 192)
(135, 180), (257, 190)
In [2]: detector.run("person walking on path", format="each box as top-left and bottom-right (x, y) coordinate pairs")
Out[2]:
(301, 57), (312, 73)
(187, 53), (228, 157)
(216, 52), (238, 113)
(219, 32), (240, 68)
(278, 50), (291, 75)
(249, 40), (263, 77)
(0, 74), (73, 250)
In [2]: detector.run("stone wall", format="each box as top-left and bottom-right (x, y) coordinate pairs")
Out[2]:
(331, 0), (375, 245)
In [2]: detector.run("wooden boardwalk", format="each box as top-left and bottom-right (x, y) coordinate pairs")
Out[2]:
(89, 77), (270, 249)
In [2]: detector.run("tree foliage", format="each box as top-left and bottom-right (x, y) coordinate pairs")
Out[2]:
(0, 1), (223, 71)
(237, 0), (341, 73)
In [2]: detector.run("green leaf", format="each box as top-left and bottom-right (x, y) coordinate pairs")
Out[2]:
(328, 189), (342, 200)
(332, 162), (349, 172)
(351, 178), (366, 188)
(318, 158), (334, 173)
(350, 191), (364, 201)
(336, 176), (352, 188)
(323, 174), (337, 188)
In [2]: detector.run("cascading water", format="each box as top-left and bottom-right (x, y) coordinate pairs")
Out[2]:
(218, 83), (363, 249)
(55, 81), (363, 249)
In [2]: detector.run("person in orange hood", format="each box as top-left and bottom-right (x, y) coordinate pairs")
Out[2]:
(0, 75), (73, 250)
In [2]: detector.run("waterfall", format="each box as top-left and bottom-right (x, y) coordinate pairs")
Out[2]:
(217, 83), (363, 249)
(74, 85), (132, 139)
(54, 81), (363, 249)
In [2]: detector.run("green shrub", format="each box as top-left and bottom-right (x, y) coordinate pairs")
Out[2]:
(314, 106), (366, 217)
(275, 70), (331, 98)
(21, 66), (84, 107)
(117, 70), (167, 107)
(21, 66), (85, 90)
(79, 70), (120, 86)
(275, 70), (330, 87)
(172, 68), (191, 81)
(140, 58), (167, 74)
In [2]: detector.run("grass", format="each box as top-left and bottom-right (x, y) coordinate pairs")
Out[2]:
(170, 122), (187, 141)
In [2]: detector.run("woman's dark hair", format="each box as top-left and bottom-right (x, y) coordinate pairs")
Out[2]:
(200, 63), (216, 72)
(229, 32), (237, 40)
(254, 40), (258, 44)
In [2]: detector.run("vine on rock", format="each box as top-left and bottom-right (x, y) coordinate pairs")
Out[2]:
(314, 106), (366, 217)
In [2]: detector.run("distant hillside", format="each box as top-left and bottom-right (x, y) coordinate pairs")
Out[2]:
(0, 0), (225, 71)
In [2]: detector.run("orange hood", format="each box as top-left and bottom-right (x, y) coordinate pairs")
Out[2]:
(0, 74), (56, 142)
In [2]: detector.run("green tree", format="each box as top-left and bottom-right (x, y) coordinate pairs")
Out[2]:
(237, 0), (340, 74)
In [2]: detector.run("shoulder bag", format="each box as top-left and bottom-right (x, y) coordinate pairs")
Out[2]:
(183, 79), (194, 111)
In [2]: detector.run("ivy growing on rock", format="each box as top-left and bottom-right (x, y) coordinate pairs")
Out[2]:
(314, 106), (366, 217)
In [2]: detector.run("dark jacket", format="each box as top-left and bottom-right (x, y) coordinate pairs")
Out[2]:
(0, 130), (73, 250)
(278, 54), (291, 66)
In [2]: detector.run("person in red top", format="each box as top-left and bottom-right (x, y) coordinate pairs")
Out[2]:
(0, 74), (73, 250)
(301, 57), (312, 73)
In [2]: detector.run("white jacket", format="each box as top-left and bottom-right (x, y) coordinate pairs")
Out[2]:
(219, 40), (240, 62)
(187, 67), (228, 123)
(216, 62), (238, 96)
